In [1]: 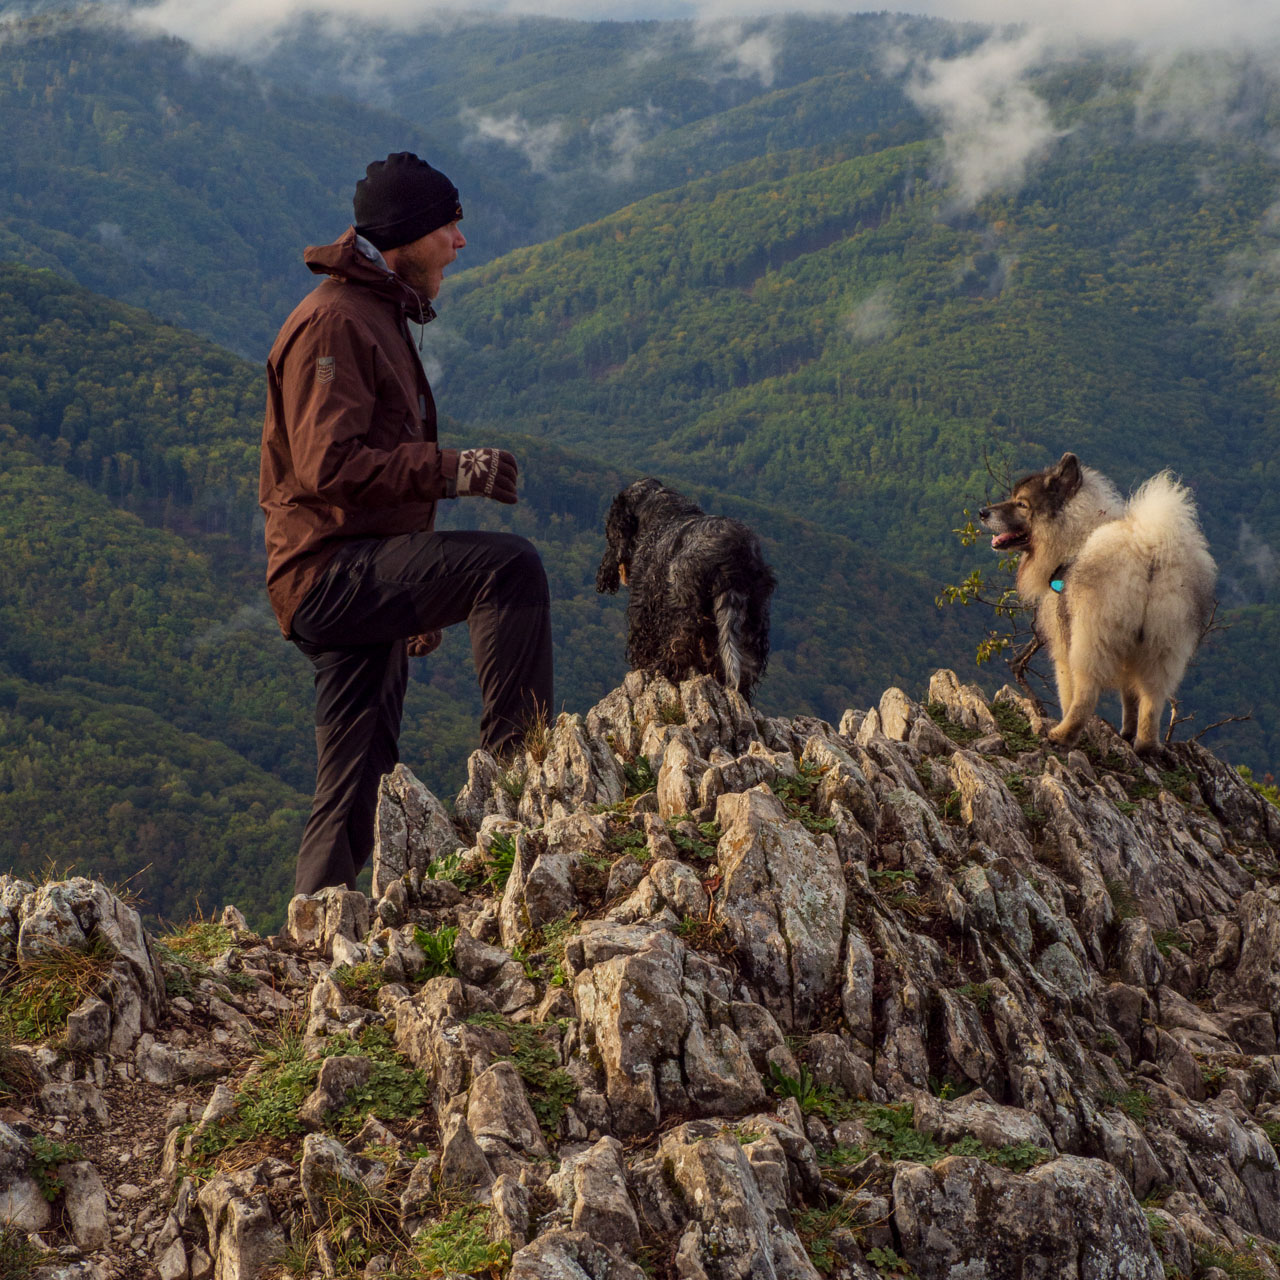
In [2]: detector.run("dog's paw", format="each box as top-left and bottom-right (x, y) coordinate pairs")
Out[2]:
(1046, 723), (1080, 748)
(1134, 739), (1174, 766)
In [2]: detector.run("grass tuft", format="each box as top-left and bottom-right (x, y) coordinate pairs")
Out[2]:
(0, 934), (113, 1042)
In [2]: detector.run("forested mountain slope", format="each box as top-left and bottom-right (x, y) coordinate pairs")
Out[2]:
(0, 13), (517, 356)
(1, 6), (1279, 918)
(0, 9), (954, 357)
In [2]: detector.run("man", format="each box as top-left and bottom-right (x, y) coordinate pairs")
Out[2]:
(260, 152), (553, 895)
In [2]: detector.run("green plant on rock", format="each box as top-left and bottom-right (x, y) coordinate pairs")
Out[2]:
(1191, 1242), (1268, 1279)
(1144, 1207), (1169, 1250)
(1104, 878), (1140, 922)
(510, 944), (544, 982)
(0, 935), (113, 1042)
(855, 1103), (945, 1164)
(924, 699), (984, 744)
(767, 1062), (821, 1113)
(1099, 1086), (1153, 1124)
(954, 982), (993, 1012)
(938, 789), (962, 821)
(606, 825), (650, 861)
(1152, 929), (1189, 957)
(531, 914), (579, 975)
(623, 755), (657, 797)
(330, 961), (386, 1009)
(307, 1167), (406, 1275)
(991, 701), (1039, 753)
(29, 1136), (83, 1202)
(1004, 774), (1047, 830)
(158, 918), (238, 961)
(774, 764), (837, 834)
(668, 818), (721, 861)
(981, 1140), (1052, 1173)
(1258, 1119), (1280, 1152)
(413, 925), (459, 981)
(497, 768), (525, 803)
(425, 849), (475, 890)
(413, 1202), (511, 1276)
(866, 1244), (917, 1278)
(187, 1025), (318, 1160)
(483, 832), (517, 893)
(332, 1026), (429, 1133)
(466, 1012), (576, 1138)
(869, 869), (916, 886)
(794, 1200), (860, 1275)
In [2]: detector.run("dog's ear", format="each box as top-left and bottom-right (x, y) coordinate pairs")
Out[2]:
(1048, 452), (1082, 497)
(596, 491), (638, 595)
(595, 555), (621, 594)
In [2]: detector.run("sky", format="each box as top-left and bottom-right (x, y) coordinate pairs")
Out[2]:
(125, 0), (1280, 56)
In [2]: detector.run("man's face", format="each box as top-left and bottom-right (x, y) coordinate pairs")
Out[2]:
(387, 221), (466, 299)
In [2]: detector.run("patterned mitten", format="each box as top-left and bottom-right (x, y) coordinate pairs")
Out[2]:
(454, 448), (518, 504)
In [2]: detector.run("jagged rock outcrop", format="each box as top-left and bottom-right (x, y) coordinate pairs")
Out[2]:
(4, 670), (1280, 1280)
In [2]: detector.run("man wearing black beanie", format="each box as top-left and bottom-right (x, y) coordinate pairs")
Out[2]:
(260, 152), (554, 897)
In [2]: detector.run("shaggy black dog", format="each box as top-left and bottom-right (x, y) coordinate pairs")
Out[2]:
(595, 478), (776, 701)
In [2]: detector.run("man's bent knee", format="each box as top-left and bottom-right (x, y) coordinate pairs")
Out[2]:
(485, 534), (549, 609)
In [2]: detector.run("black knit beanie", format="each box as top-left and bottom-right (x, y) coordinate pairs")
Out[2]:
(353, 152), (463, 251)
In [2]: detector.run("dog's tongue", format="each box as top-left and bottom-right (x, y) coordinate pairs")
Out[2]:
(991, 532), (1019, 551)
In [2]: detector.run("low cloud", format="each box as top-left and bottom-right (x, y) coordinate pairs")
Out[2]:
(587, 105), (664, 183)
(693, 18), (779, 88)
(460, 108), (567, 175)
(1136, 52), (1278, 145)
(1211, 199), (1280, 315)
(846, 284), (899, 345)
(903, 32), (1065, 209)
(1239, 519), (1280, 590)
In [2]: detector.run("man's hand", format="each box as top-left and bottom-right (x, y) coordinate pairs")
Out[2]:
(406, 630), (442, 658)
(456, 448), (518, 503)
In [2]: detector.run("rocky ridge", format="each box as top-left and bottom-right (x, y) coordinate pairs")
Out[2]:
(3, 669), (1280, 1280)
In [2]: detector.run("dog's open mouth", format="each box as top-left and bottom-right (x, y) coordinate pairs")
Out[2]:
(990, 531), (1030, 552)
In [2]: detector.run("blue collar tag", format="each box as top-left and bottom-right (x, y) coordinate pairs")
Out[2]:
(1050, 578), (1065, 593)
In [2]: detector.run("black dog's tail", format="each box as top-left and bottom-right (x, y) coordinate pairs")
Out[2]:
(713, 588), (747, 695)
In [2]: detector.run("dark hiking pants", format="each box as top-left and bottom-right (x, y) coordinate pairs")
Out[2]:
(289, 530), (554, 895)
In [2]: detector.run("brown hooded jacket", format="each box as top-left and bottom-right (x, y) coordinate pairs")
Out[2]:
(259, 228), (460, 635)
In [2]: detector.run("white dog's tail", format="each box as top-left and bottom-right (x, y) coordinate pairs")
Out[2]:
(714, 589), (746, 694)
(1124, 471), (1217, 626)
(1126, 472), (1210, 560)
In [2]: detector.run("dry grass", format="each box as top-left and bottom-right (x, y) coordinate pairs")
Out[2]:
(0, 935), (114, 1042)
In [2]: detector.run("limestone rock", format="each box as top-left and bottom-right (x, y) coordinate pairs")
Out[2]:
(893, 1154), (1164, 1279)
(715, 785), (845, 1030)
(196, 1165), (287, 1280)
(372, 764), (463, 898)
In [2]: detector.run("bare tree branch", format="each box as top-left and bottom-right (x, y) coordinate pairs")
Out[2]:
(1190, 712), (1253, 743)
(1008, 635), (1045, 710)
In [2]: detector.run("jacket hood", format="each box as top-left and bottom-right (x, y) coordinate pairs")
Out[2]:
(303, 227), (436, 324)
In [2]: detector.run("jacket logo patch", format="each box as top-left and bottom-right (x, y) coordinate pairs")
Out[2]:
(316, 356), (335, 384)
